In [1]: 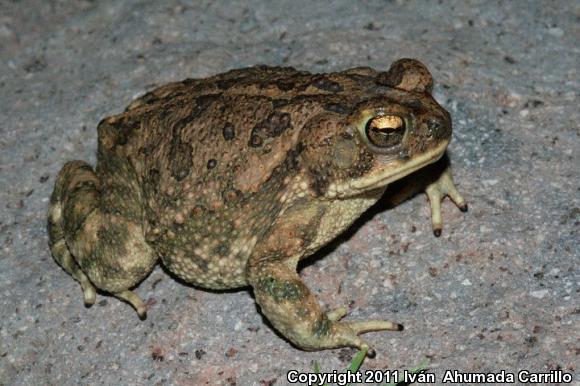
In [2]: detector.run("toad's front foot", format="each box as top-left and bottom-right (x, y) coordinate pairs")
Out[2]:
(425, 165), (467, 236)
(249, 262), (402, 352)
(320, 307), (403, 356)
(299, 307), (403, 354)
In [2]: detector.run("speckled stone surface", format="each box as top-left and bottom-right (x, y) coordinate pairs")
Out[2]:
(0, 1), (578, 385)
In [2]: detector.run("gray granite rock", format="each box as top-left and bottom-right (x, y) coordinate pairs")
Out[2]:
(0, 1), (577, 385)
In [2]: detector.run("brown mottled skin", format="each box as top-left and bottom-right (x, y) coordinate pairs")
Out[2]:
(48, 59), (467, 352)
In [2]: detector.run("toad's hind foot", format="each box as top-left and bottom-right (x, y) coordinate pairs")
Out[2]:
(425, 165), (467, 236)
(47, 159), (157, 317)
(47, 229), (97, 306)
(115, 290), (148, 319)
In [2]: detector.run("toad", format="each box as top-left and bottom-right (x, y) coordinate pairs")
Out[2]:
(48, 59), (466, 352)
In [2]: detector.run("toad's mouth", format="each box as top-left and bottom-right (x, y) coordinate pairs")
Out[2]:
(328, 140), (449, 198)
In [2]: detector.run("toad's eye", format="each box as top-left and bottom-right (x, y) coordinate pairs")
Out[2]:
(365, 115), (406, 149)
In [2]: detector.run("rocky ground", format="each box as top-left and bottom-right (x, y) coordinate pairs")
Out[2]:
(0, 1), (578, 385)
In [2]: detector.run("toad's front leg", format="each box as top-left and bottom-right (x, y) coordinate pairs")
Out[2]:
(246, 206), (401, 353)
(425, 162), (467, 236)
(248, 258), (401, 353)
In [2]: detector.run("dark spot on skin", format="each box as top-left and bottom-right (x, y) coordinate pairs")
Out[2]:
(173, 94), (220, 132)
(312, 316), (332, 337)
(257, 277), (306, 302)
(309, 166), (330, 196)
(249, 111), (293, 148)
(323, 103), (351, 115)
(213, 242), (230, 257)
(272, 142), (304, 176)
(169, 98), (219, 181)
(272, 99), (290, 108)
(222, 189), (242, 202)
(196, 94), (220, 110)
(376, 62), (405, 88)
(139, 144), (155, 157)
(426, 118), (443, 132)
(99, 118), (140, 148)
(207, 159), (217, 169)
(157, 109), (171, 121)
(171, 117), (191, 133)
(115, 120), (141, 145)
(249, 134), (264, 147)
(169, 140), (192, 181)
(256, 81), (271, 90)
(222, 123), (235, 140)
(311, 77), (343, 92)
(287, 142), (305, 169)
(216, 79), (236, 90)
(275, 80), (295, 91)
(267, 111), (292, 136)
(403, 99), (423, 110)
(144, 168), (160, 193)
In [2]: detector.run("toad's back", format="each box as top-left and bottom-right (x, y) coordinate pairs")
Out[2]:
(92, 66), (385, 287)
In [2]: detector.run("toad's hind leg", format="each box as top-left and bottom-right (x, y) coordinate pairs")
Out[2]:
(47, 158), (157, 318)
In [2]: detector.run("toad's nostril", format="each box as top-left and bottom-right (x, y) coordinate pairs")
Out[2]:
(426, 117), (451, 138)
